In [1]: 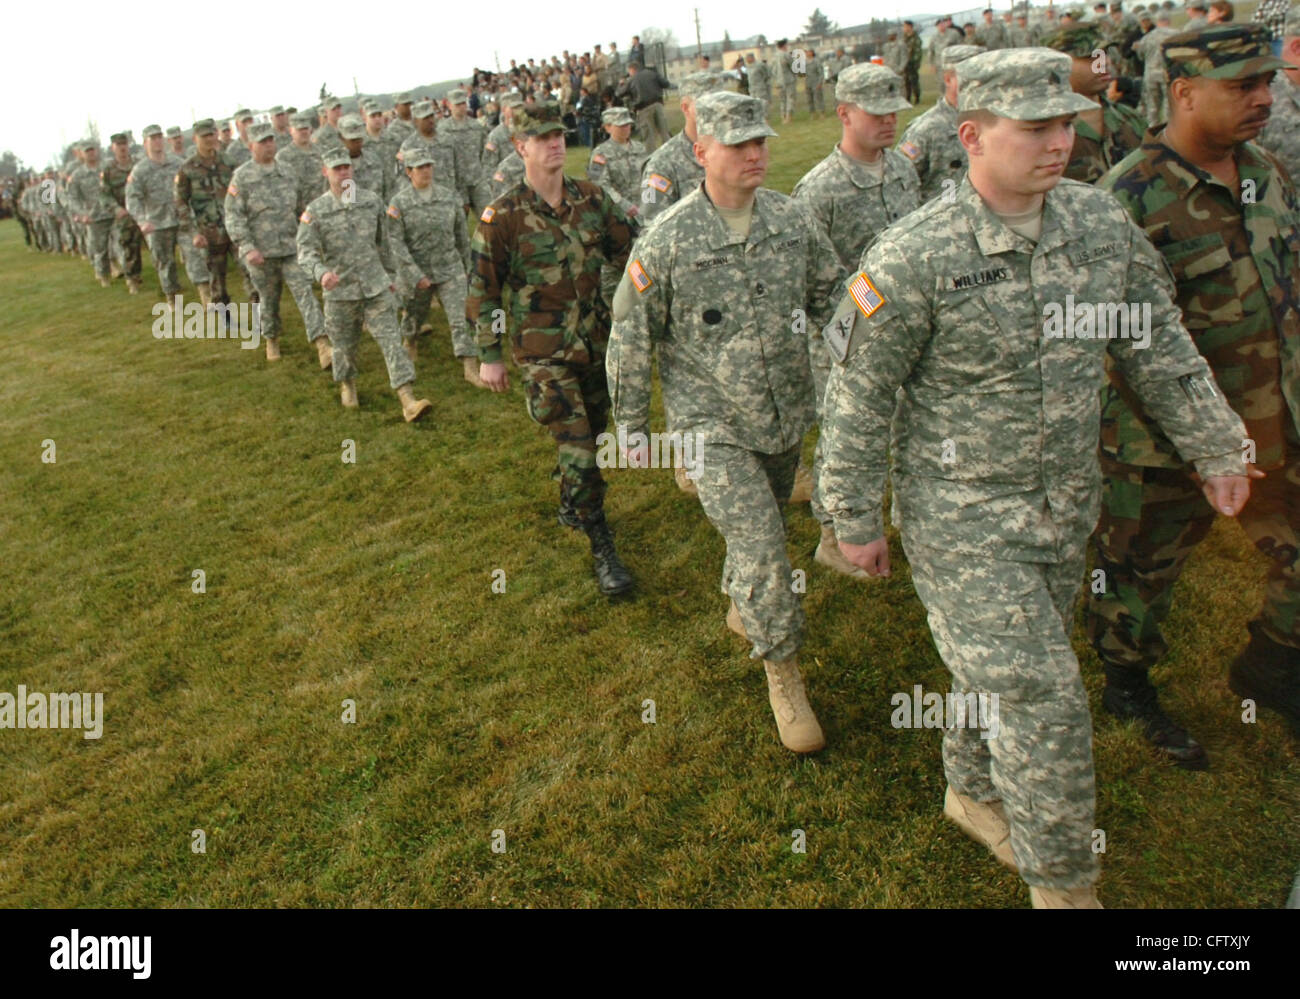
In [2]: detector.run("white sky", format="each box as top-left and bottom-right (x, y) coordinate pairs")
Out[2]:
(0, 0), (961, 168)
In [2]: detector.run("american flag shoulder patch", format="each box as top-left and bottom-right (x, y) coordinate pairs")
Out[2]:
(227, 182), (239, 197)
(299, 209), (313, 224)
(386, 204), (401, 219)
(899, 140), (921, 161)
(480, 206), (496, 223)
(647, 173), (671, 193)
(592, 153), (607, 165)
(484, 141), (496, 152)
(493, 171), (504, 182)
(848, 272), (885, 318)
(629, 259), (652, 293)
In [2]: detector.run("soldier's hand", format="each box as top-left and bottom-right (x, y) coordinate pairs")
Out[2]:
(1202, 475), (1250, 517)
(246, 249), (265, 266)
(626, 205), (639, 218)
(116, 207), (127, 219)
(479, 361), (509, 392)
(193, 233), (207, 249)
(838, 536), (891, 577)
(320, 271), (340, 291)
(416, 277), (432, 290)
(139, 222), (155, 235)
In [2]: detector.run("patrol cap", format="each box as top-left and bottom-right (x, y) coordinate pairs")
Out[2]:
(322, 147), (352, 168)
(447, 88), (468, 103)
(337, 113), (366, 139)
(233, 107), (254, 121)
(835, 63), (911, 115)
(289, 112), (315, 129)
(110, 132), (129, 144)
(142, 124), (163, 138)
(322, 94), (343, 109)
(165, 125), (182, 138)
(192, 118), (217, 136)
(1287, 7), (1300, 36)
(1042, 23), (1105, 57)
(694, 91), (777, 145)
(510, 101), (565, 137)
(1164, 24), (1286, 81)
(942, 44), (986, 70)
(359, 98), (378, 112)
(412, 100), (437, 119)
(79, 139), (98, 151)
(601, 106), (635, 126)
(1184, 0), (1207, 10)
(403, 147), (436, 168)
(957, 49), (1097, 118)
(679, 71), (729, 98)
(269, 105), (286, 115)
(395, 92), (414, 104)
(499, 92), (524, 109)
(248, 121), (276, 143)
(365, 101), (389, 116)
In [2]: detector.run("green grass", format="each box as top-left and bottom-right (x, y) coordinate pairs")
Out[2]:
(1, 93), (1297, 908)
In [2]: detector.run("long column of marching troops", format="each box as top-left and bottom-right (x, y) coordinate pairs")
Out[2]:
(11, 10), (1300, 907)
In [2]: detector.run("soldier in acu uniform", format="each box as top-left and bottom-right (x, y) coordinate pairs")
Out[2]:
(898, 45), (985, 202)
(586, 106), (647, 219)
(818, 48), (1250, 907)
(638, 72), (730, 226)
(443, 88), (491, 212)
(126, 124), (183, 305)
(277, 112), (327, 206)
(481, 92), (521, 173)
(67, 141), (117, 286)
(1257, 9), (1300, 177)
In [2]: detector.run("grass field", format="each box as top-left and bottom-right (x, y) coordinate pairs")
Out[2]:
(1, 91), (1297, 909)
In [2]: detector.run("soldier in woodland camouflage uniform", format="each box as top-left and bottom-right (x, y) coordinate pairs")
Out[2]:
(277, 112), (327, 205)
(1257, 9), (1300, 177)
(1044, 23), (1148, 183)
(608, 92), (844, 752)
(102, 132), (143, 292)
(792, 64), (917, 580)
(1090, 25), (1300, 761)
(898, 45), (984, 202)
(466, 102), (638, 597)
(819, 49), (1249, 907)
(386, 145), (479, 385)
(903, 22), (924, 105)
(443, 88), (491, 212)
(296, 146), (433, 422)
(126, 124), (183, 303)
(174, 118), (234, 313)
(638, 72), (730, 225)
(226, 122), (329, 366)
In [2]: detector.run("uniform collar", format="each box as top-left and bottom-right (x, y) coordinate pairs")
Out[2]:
(957, 174), (1069, 257)
(697, 182), (773, 248)
(834, 144), (897, 189)
(1141, 122), (1270, 198)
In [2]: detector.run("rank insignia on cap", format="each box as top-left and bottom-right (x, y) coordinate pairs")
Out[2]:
(899, 141), (920, 161)
(647, 174), (671, 193)
(227, 182), (239, 197)
(299, 210), (313, 224)
(592, 153), (607, 165)
(480, 206), (496, 223)
(386, 204), (401, 219)
(848, 271), (885, 318)
(629, 259), (652, 293)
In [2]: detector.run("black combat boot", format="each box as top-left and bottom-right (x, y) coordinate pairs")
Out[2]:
(583, 516), (634, 597)
(1229, 622), (1300, 737)
(1102, 668), (1209, 770)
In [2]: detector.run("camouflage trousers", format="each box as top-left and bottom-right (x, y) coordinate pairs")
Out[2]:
(112, 214), (143, 277)
(696, 442), (803, 663)
(777, 84), (796, 117)
(635, 103), (669, 153)
(753, 85), (772, 116)
(247, 254), (324, 344)
(401, 274), (472, 357)
(524, 357), (610, 526)
(904, 535), (1098, 891)
(903, 66), (921, 106)
(808, 329), (834, 529)
(182, 228), (235, 304)
(88, 219), (114, 279)
(1141, 77), (1168, 126)
(144, 227), (181, 297)
(461, 180), (492, 215)
(324, 292), (415, 390)
(805, 82), (825, 114)
(1087, 451), (1300, 682)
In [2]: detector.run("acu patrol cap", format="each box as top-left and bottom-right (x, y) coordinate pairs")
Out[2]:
(942, 44), (986, 70)
(412, 100), (437, 119)
(957, 49), (1097, 119)
(447, 88), (468, 104)
(268, 105), (286, 115)
(395, 92), (414, 105)
(694, 92), (777, 145)
(510, 101), (565, 137)
(165, 125), (182, 138)
(322, 94), (343, 110)
(601, 106), (635, 126)
(499, 91), (524, 109)
(289, 112), (315, 129)
(110, 132), (129, 144)
(337, 113), (367, 139)
(1164, 24), (1286, 81)
(192, 118), (217, 136)
(1042, 22), (1106, 57)
(248, 121), (276, 143)
(321, 147), (352, 168)
(679, 71), (730, 98)
(835, 63), (911, 115)
(233, 107), (254, 122)
(142, 124), (163, 138)
(403, 146), (436, 168)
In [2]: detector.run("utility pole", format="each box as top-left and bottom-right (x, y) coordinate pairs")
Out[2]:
(694, 7), (702, 57)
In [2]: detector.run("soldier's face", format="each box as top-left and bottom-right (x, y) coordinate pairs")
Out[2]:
(1070, 54), (1111, 97)
(273, 113), (288, 129)
(84, 148), (99, 167)
(1177, 73), (1275, 144)
(327, 163), (352, 193)
(292, 126), (311, 146)
(606, 123), (632, 142)
(843, 106), (898, 152)
(146, 134), (163, 156)
(168, 136), (183, 153)
(367, 114), (385, 134)
(523, 130), (567, 170)
(253, 137), (276, 165)
(697, 136), (768, 192)
(196, 131), (219, 156)
(417, 117), (435, 136)
(113, 140), (130, 163)
(452, 103), (467, 120)
(408, 163), (433, 189)
(343, 137), (363, 156)
(964, 114), (1073, 195)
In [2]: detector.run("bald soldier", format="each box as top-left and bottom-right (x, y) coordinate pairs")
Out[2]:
(638, 72), (731, 225)
(792, 63), (919, 580)
(819, 49), (1250, 907)
(608, 92), (845, 752)
(898, 44), (985, 202)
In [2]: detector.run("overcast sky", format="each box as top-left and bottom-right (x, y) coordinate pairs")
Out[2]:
(0, 0), (965, 168)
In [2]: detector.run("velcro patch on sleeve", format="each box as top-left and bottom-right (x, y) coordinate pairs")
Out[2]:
(898, 140), (921, 161)
(848, 271), (885, 318)
(647, 173), (671, 193)
(299, 210), (312, 224)
(629, 259), (652, 293)
(484, 141), (497, 152)
(227, 182), (239, 197)
(480, 206), (496, 223)
(493, 172), (505, 182)
(386, 204), (401, 219)
(592, 153), (607, 165)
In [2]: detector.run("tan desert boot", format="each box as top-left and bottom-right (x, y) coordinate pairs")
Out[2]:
(403, 337), (418, 363)
(265, 337), (281, 361)
(814, 525), (870, 579)
(788, 463), (813, 503)
(98, 275), (111, 288)
(196, 281), (212, 310)
(340, 379), (359, 409)
(110, 262), (122, 278)
(463, 356), (487, 388)
(313, 337), (333, 370)
(943, 786), (1017, 872)
(126, 277), (140, 295)
(675, 464), (699, 497)
(764, 657), (826, 753)
(1029, 885), (1103, 909)
(726, 600), (749, 640)
(397, 383), (432, 422)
